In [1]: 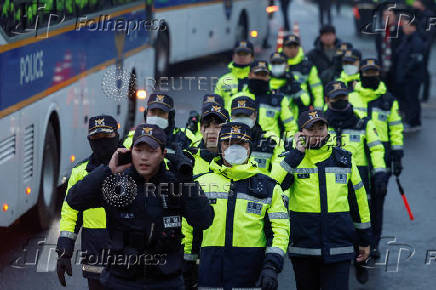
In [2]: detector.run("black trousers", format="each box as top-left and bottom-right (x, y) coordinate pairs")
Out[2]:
(290, 257), (351, 290)
(318, 0), (332, 26)
(397, 80), (422, 127)
(88, 278), (106, 290)
(369, 173), (387, 249)
(280, 0), (292, 31)
(421, 48), (432, 102)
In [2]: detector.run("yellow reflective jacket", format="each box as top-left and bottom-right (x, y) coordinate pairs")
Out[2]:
(215, 62), (251, 108)
(275, 145), (371, 263)
(58, 156), (108, 276)
(287, 47), (324, 110)
(336, 70), (360, 90)
(184, 158), (290, 288)
(229, 90), (298, 137)
(349, 81), (404, 168)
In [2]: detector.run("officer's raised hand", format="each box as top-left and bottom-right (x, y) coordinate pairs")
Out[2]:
(108, 148), (132, 174)
(56, 249), (72, 287)
(294, 132), (306, 153)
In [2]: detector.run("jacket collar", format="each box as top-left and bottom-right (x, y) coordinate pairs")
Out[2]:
(303, 143), (332, 164)
(339, 71), (360, 82)
(209, 157), (259, 181)
(354, 81), (387, 101)
(86, 154), (103, 172)
(228, 62), (251, 78)
(287, 47), (305, 65)
(199, 140), (217, 163)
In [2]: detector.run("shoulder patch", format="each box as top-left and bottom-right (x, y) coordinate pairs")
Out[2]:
(333, 147), (352, 167)
(249, 173), (277, 198)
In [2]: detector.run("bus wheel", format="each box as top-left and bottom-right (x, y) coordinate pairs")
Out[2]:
(155, 31), (169, 78)
(36, 123), (59, 230)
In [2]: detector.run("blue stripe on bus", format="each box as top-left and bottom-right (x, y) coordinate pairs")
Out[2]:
(0, 9), (150, 111)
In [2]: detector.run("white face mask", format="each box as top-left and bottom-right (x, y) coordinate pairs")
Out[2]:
(231, 117), (255, 128)
(147, 116), (169, 129)
(343, 64), (359, 76)
(271, 64), (286, 77)
(223, 144), (249, 165)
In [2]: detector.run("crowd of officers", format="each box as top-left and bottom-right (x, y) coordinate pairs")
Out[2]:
(56, 20), (411, 290)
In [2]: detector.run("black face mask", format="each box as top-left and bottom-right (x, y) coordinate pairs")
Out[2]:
(330, 99), (350, 111)
(233, 62), (250, 68)
(88, 136), (119, 164)
(308, 134), (330, 150)
(248, 78), (269, 94)
(360, 76), (380, 90)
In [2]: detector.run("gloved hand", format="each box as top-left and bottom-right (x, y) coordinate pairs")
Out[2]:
(165, 146), (194, 178)
(373, 172), (388, 196)
(56, 255), (72, 287)
(183, 260), (198, 290)
(256, 267), (278, 290)
(391, 150), (404, 177)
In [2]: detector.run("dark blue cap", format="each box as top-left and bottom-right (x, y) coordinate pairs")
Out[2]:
(298, 110), (328, 130)
(234, 40), (254, 54)
(132, 124), (167, 149)
(147, 93), (174, 112)
(202, 93), (224, 107)
(325, 81), (350, 99)
(219, 122), (251, 143)
(270, 52), (286, 63)
(360, 58), (380, 72)
(231, 96), (257, 116)
(284, 34), (300, 46)
(88, 115), (118, 136)
(201, 103), (229, 123)
(342, 48), (362, 62)
(250, 60), (269, 73)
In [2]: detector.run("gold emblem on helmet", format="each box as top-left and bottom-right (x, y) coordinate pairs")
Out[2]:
(95, 118), (105, 126)
(143, 127), (153, 135)
(308, 111), (319, 119)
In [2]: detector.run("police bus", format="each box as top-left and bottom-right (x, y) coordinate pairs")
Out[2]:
(0, 0), (268, 228)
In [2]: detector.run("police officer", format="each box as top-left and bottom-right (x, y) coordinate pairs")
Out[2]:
(282, 34), (324, 110)
(193, 122), (290, 290)
(336, 48), (362, 90)
(56, 115), (119, 290)
(270, 52), (311, 119)
(215, 40), (255, 107)
(275, 110), (371, 290)
(412, 0), (435, 102)
(182, 103), (229, 289)
(124, 93), (194, 160)
(65, 124), (214, 289)
(395, 19), (426, 131)
(190, 102), (229, 175)
(307, 25), (342, 87)
(324, 81), (387, 283)
(230, 95), (285, 176)
(230, 60), (298, 138)
(349, 59), (404, 258)
(182, 102), (229, 289)
(186, 94), (226, 146)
